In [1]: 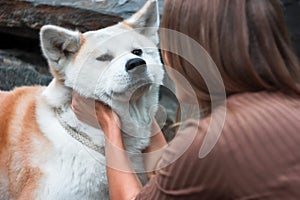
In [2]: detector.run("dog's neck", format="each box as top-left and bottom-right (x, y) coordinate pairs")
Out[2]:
(42, 79), (105, 148)
(42, 79), (72, 108)
(42, 79), (156, 153)
(55, 106), (105, 150)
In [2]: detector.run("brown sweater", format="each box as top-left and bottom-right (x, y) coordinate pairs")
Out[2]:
(136, 91), (300, 199)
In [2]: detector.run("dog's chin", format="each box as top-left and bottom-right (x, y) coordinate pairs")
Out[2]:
(130, 84), (151, 101)
(109, 84), (151, 102)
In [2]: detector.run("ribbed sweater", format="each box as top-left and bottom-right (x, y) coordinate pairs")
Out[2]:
(136, 91), (300, 199)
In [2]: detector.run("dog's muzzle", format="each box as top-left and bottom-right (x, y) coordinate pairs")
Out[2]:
(126, 58), (146, 73)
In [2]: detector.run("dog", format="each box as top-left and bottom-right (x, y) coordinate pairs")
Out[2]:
(0, 0), (164, 199)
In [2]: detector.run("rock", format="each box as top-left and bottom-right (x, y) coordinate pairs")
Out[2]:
(158, 85), (178, 142)
(21, 0), (165, 19)
(0, 0), (165, 40)
(0, 0), (121, 39)
(0, 50), (52, 91)
(281, 0), (300, 58)
(0, 66), (52, 91)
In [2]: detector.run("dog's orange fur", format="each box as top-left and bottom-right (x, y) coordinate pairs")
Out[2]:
(0, 86), (49, 199)
(0, 31), (85, 199)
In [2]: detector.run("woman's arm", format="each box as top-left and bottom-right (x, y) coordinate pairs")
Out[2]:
(95, 102), (169, 200)
(103, 120), (142, 200)
(71, 92), (142, 199)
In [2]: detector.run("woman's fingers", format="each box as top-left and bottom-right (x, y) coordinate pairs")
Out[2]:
(94, 101), (121, 132)
(71, 91), (120, 131)
(71, 91), (100, 128)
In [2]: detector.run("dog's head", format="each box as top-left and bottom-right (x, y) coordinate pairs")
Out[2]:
(40, 0), (164, 109)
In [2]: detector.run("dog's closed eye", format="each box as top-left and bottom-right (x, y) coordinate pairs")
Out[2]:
(96, 54), (114, 62)
(131, 49), (143, 56)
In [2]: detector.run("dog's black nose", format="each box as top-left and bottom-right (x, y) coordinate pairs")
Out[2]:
(125, 58), (146, 72)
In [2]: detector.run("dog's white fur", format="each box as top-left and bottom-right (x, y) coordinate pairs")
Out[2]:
(0, 0), (164, 199)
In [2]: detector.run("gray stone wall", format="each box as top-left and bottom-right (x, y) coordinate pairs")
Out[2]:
(282, 0), (300, 58)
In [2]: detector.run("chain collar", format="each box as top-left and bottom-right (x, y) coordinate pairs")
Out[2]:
(55, 107), (105, 155)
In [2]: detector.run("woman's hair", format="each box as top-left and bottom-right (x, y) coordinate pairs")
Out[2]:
(160, 0), (300, 115)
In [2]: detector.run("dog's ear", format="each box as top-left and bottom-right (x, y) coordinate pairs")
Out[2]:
(40, 25), (82, 77)
(123, 0), (159, 45)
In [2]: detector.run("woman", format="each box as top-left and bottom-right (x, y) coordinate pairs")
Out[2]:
(72, 0), (300, 199)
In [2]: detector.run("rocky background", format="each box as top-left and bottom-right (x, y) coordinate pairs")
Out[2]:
(0, 0), (299, 140)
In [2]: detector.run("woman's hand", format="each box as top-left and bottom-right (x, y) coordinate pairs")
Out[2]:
(71, 91), (120, 136)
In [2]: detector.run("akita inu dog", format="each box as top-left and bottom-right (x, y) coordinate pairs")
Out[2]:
(0, 0), (164, 199)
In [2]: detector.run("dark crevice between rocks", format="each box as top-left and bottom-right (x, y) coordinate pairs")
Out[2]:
(0, 31), (48, 69)
(0, 31), (52, 91)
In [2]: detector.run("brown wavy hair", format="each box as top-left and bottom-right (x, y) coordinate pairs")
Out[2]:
(160, 0), (300, 116)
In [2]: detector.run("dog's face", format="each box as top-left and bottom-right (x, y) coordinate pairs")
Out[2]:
(40, 0), (164, 106)
(69, 24), (163, 103)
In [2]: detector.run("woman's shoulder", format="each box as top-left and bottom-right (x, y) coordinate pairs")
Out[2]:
(225, 91), (300, 114)
(158, 91), (300, 168)
(147, 91), (300, 199)
(223, 91), (300, 130)
(211, 91), (300, 145)
(214, 91), (300, 198)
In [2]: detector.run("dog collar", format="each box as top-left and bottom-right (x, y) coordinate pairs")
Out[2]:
(55, 107), (105, 155)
